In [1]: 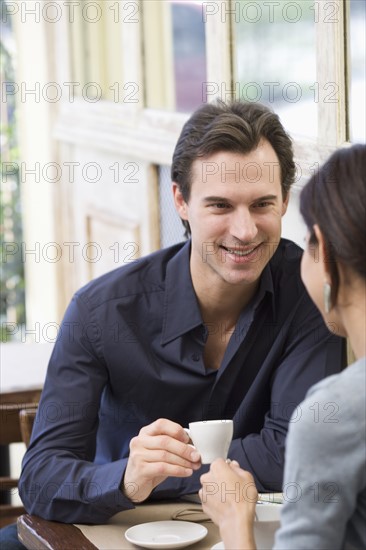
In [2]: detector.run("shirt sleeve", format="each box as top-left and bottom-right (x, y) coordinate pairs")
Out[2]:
(274, 382), (365, 549)
(229, 295), (346, 492)
(18, 295), (135, 523)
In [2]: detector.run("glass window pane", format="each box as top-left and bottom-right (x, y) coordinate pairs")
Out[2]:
(159, 166), (186, 247)
(68, 1), (124, 101)
(233, 1), (317, 138)
(1, 4), (26, 341)
(143, 1), (207, 112)
(349, 0), (366, 143)
(171, 0), (207, 111)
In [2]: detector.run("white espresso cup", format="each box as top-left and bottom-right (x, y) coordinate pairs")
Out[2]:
(185, 419), (233, 464)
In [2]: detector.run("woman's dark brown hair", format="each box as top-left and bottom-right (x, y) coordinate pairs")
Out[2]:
(300, 144), (366, 305)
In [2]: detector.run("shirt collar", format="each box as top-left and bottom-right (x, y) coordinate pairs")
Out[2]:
(161, 241), (203, 345)
(252, 261), (275, 314)
(161, 240), (276, 345)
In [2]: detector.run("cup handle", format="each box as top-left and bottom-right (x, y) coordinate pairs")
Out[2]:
(184, 428), (195, 447)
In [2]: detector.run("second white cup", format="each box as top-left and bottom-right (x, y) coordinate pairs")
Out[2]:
(185, 419), (233, 464)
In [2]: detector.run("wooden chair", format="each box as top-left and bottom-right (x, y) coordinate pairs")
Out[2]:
(19, 408), (38, 449)
(0, 391), (40, 528)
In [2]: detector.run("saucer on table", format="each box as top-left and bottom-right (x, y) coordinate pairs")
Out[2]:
(125, 520), (208, 549)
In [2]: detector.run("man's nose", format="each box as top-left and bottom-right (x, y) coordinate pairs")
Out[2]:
(230, 209), (258, 242)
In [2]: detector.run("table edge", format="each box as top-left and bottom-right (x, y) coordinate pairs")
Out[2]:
(17, 514), (98, 550)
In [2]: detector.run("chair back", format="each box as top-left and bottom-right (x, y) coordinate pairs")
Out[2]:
(19, 408), (38, 449)
(0, 391), (40, 527)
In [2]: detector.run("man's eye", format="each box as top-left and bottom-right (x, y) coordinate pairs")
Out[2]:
(210, 203), (230, 209)
(255, 201), (271, 208)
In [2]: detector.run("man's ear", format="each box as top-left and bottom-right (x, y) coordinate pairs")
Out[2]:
(313, 224), (331, 280)
(172, 183), (188, 221)
(281, 192), (290, 216)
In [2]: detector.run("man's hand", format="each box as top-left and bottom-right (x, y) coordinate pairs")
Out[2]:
(122, 418), (201, 503)
(199, 459), (258, 550)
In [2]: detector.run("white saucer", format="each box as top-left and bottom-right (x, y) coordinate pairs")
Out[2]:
(125, 520), (208, 549)
(211, 543), (224, 550)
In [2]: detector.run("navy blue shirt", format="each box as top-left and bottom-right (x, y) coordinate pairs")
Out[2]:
(19, 239), (345, 523)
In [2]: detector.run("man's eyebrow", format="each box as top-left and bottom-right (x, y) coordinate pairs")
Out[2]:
(202, 196), (229, 202)
(202, 194), (279, 203)
(252, 194), (278, 201)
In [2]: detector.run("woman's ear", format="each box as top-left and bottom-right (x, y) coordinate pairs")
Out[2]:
(172, 183), (189, 220)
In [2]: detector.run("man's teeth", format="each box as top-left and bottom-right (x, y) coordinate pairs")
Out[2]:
(226, 247), (255, 256)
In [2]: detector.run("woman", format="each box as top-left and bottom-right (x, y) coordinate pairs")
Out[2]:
(199, 144), (366, 549)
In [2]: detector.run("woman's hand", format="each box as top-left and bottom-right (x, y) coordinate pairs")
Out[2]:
(199, 458), (258, 549)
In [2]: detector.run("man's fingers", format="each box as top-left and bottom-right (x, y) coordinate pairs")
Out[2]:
(135, 460), (194, 479)
(141, 418), (190, 442)
(131, 447), (200, 469)
(131, 432), (201, 464)
(123, 419), (201, 504)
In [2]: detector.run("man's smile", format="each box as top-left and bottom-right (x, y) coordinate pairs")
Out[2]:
(219, 242), (263, 262)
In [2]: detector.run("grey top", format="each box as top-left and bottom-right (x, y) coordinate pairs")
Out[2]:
(274, 357), (366, 550)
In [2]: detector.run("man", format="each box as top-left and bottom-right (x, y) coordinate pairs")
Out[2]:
(19, 100), (345, 523)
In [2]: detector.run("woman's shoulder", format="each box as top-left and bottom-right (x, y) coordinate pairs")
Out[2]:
(289, 358), (365, 443)
(305, 357), (365, 410)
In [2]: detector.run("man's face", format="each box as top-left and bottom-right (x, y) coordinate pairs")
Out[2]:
(173, 139), (289, 289)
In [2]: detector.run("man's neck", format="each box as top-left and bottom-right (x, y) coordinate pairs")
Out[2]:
(191, 270), (260, 326)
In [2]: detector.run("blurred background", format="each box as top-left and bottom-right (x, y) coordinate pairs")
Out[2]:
(1, 0), (365, 342)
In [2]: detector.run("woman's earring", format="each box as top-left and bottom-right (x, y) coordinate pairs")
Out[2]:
(323, 282), (332, 313)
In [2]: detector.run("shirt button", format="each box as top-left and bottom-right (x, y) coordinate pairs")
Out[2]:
(191, 353), (200, 362)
